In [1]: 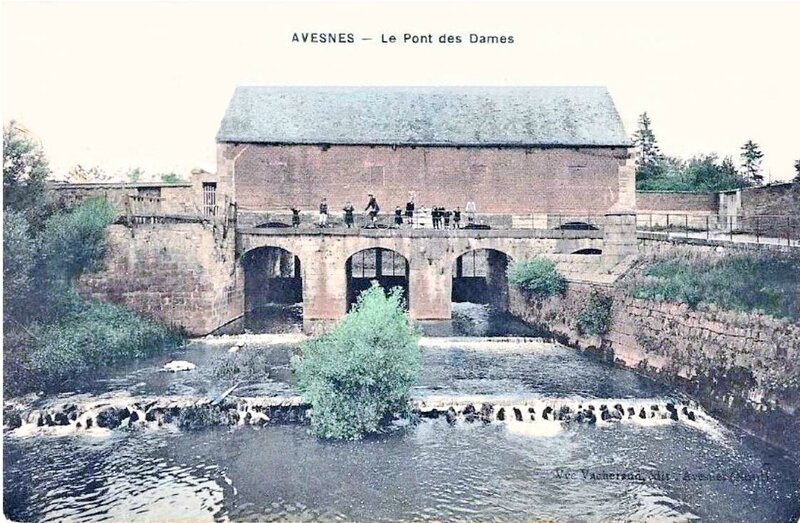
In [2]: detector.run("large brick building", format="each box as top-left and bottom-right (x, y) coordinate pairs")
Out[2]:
(75, 86), (638, 335)
(215, 86), (635, 222)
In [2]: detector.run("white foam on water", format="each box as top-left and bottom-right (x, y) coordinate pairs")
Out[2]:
(504, 418), (563, 438)
(418, 336), (556, 353)
(191, 332), (308, 347)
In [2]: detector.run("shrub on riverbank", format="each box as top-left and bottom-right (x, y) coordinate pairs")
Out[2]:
(4, 129), (184, 395)
(507, 258), (566, 297)
(7, 299), (182, 393)
(292, 285), (421, 440)
(624, 249), (800, 319)
(577, 290), (614, 336)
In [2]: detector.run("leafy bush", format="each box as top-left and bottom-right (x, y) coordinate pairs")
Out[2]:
(507, 258), (566, 297)
(4, 198), (116, 324)
(38, 197), (116, 283)
(625, 250), (800, 319)
(3, 210), (37, 322)
(291, 285), (421, 440)
(11, 300), (183, 392)
(577, 290), (614, 336)
(3, 126), (182, 396)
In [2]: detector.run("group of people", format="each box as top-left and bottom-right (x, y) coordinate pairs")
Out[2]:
(291, 194), (478, 229)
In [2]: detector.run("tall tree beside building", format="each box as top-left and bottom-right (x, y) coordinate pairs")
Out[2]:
(793, 159), (800, 183)
(126, 167), (145, 183)
(631, 112), (662, 183)
(740, 140), (764, 185)
(3, 121), (51, 227)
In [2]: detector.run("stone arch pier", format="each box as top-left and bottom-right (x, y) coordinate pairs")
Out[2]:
(236, 223), (632, 332)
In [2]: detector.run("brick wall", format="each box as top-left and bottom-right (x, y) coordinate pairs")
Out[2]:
(636, 191), (718, 213)
(223, 144), (629, 215)
(77, 222), (241, 335)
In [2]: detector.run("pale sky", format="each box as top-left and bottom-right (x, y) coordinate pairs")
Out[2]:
(3, 1), (799, 182)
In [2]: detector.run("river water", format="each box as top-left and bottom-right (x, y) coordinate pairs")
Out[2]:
(4, 304), (800, 522)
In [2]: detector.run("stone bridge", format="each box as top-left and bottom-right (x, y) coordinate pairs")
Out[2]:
(236, 215), (634, 332)
(78, 214), (635, 335)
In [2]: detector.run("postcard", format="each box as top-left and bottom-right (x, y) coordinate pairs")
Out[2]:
(3, 1), (799, 522)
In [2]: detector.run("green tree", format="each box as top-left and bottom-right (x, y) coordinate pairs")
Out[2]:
(160, 172), (184, 184)
(793, 159), (800, 184)
(740, 140), (764, 185)
(631, 112), (663, 184)
(3, 210), (39, 323)
(292, 285), (421, 440)
(126, 167), (145, 183)
(3, 121), (51, 228)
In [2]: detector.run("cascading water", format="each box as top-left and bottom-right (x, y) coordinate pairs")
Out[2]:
(4, 309), (800, 522)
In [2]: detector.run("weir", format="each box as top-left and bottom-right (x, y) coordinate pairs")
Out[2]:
(5, 391), (708, 436)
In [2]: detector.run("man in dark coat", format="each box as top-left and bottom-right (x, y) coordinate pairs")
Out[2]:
(365, 194), (379, 226)
(343, 201), (355, 228)
(405, 195), (415, 226)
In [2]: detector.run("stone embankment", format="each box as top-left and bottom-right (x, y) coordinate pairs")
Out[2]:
(508, 270), (800, 454)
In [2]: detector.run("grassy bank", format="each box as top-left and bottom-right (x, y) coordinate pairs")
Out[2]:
(4, 124), (184, 396)
(5, 299), (183, 395)
(623, 249), (800, 320)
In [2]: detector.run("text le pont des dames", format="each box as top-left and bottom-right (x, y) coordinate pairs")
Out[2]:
(292, 32), (514, 45)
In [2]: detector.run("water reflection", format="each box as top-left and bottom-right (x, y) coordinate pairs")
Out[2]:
(5, 421), (799, 522)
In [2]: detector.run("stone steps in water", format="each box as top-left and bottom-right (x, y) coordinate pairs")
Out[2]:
(4, 392), (707, 437)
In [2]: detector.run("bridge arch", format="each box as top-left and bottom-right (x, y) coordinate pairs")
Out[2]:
(451, 248), (512, 309)
(241, 246), (303, 330)
(345, 247), (409, 311)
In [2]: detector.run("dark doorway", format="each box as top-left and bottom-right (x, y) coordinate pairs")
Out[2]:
(346, 248), (409, 311)
(242, 247), (303, 332)
(451, 249), (511, 309)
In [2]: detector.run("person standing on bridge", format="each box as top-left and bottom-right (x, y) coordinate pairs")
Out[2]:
(365, 194), (379, 227)
(290, 206), (301, 228)
(465, 199), (477, 226)
(405, 194), (415, 227)
(343, 201), (355, 228)
(453, 207), (462, 229)
(318, 198), (328, 227)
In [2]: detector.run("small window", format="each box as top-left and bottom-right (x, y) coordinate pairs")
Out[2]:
(203, 182), (217, 216)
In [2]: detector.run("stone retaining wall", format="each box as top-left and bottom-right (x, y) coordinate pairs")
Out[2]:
(637, 191), (718, 213)
(77, 222), (242, 335)
(509, 281), (800, 455)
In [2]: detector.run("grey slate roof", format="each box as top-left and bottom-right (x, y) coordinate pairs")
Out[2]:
(216, 86), (631, 147)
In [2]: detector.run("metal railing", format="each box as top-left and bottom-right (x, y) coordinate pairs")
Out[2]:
(123, 194), (237, 229)
(243, 210), (608, 232)
(637, 213), (800, 246)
